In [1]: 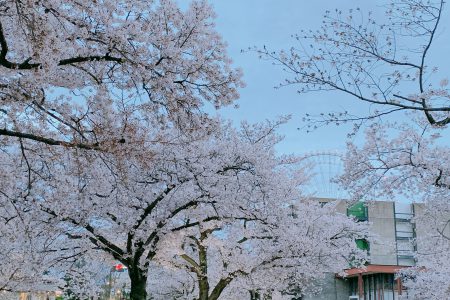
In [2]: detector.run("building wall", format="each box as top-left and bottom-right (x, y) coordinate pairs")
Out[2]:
(299, 199), (419, 300)
(367, 201), (398, 265)
(315, 198), (405, 265)
(302, 275), (349, 300)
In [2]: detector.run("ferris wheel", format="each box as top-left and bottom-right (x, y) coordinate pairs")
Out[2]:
(300, 151), (349, 200)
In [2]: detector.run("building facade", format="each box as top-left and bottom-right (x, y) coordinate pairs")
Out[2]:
(302, 199), (422, 300)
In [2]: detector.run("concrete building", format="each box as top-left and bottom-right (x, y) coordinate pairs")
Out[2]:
(301, 199), (422, 300)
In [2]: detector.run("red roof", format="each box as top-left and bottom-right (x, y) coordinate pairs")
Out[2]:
(343, 264), (409, 277)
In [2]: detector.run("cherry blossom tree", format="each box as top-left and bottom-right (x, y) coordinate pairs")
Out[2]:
(155, 201), (367, 300)
(0, 0), (244, 297)
(0, 115), (367, 299)
(337, 118), (450, 299)
(257, 0), (449, 297)
(0, 0), (243, 149)
(0, 185), (116, 297)
(0, 203), (61, 292)
(145, 265), (196, 299)
(338, 119), (449, 201)
(256, 0), (449, 129)
(0, 118), (285, 298)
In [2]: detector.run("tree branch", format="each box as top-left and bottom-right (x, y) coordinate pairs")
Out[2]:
(0, 128), (101, 150)
(0, 20), (123, 70)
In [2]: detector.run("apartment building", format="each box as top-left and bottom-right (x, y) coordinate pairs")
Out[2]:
(302, 199), (422, 300)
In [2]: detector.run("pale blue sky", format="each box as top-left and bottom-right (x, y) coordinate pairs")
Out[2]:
(205, 0), (450, 155)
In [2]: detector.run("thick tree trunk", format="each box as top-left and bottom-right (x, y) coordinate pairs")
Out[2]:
(208, 277), (232, 300)
(198, 245), (209, 300)
(249, 290), (260, 300)
(129, 267), (148, 300)
(198, 277), (210, 300)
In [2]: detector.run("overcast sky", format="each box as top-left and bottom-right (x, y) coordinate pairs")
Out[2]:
(204, 0), (450, 156)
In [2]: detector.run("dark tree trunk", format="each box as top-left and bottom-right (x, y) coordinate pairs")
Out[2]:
(129, 266), (148, 300)
(196, 235), (210, 300)
(208, 277), (232, 300)
(198, 276), (210, 300)
(249, 290), (261, 300)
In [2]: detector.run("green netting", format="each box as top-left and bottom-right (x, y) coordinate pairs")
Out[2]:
(355, 239), (369, 250)
(347, 202), (368, 221)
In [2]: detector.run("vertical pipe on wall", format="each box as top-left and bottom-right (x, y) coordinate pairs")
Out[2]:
(358, 273), (364, 299)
